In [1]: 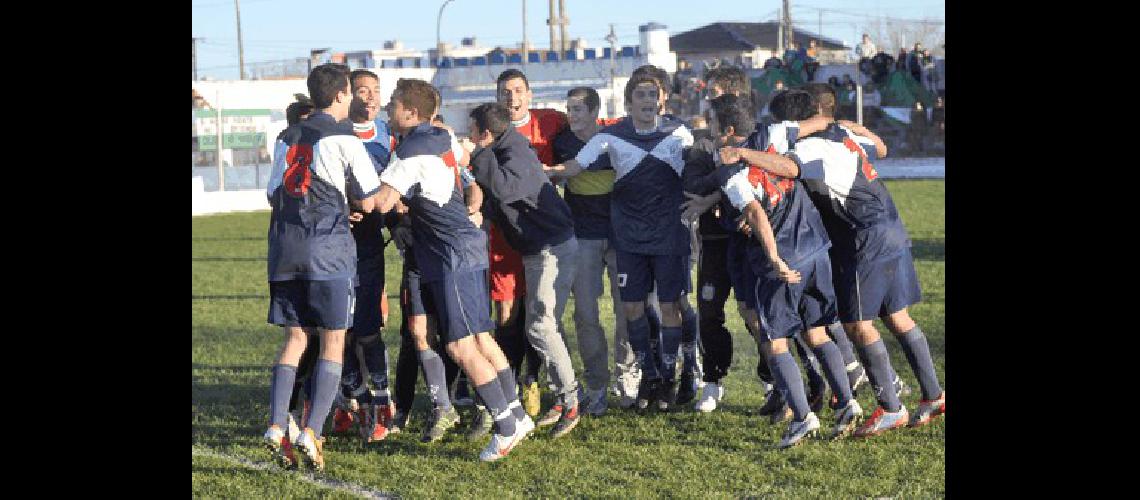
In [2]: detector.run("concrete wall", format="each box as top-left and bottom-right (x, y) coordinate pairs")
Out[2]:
(192, 176), (270, 216)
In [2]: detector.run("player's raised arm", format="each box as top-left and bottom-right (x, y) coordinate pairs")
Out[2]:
(719, 146), (802, 178)
(837, 119), (888, 158)
(742, 200), (800, 284)
(543, 158), (583, 178)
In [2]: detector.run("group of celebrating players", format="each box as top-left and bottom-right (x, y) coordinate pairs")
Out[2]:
(259, 60), (945, 471)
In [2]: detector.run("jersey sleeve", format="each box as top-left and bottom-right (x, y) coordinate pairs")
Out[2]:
(576, 133), (612, 171)
(789, 140), (827, 180)
(720, 168), (760, 211)
(766, 121), (800, 154)
(378, 154), (424, 196)
(841, 126), (878, 158)
(345, 139), (381, 198)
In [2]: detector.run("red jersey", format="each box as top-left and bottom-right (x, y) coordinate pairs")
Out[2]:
(514, 108), (567, 166)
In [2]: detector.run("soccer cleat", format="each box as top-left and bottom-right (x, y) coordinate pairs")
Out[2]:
(521, 382), (541, 417)
(807, 378), (828, 415)
(478, 428), (524, 462)
(536, 404), (564, 427)
(908, 392), (946, 428)
(332, 397), (358, 435)
(294, 428), (326, 471)
(421, 406), (461, 443)
(657, 379), (678, 412)
(263, 425), (296, 469)
(694, 382), (723, 413)
(675, 370), (697, 406)
(854, 405), (910, 438)
(389, 409), (409, 434)
(830, 399), (864, 439)
(466, 406), (494, 441)
(636, 378), (662, 413)
(516, 414), (536, 440)
(585, 389), (608, 417)
(550, 404), (580, 439)
(367, 403), (394, 442)
(286, 414), (301, 444)
(778, 412), (821, 449)
(757, 390), (786, 417)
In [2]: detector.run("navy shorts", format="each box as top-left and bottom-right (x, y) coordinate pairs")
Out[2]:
(834, 248), (923, 323)
(401, 262), (430, 317)
(753, 252), (838, 341)
(725, 233), (755, 308)
(616, 250), (688, 303)
(350, 283), (385, 335)
(424, 269), (496, 343)
(268, 279), (355, 330)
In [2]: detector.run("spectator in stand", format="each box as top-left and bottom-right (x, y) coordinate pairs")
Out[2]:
(763, 51), (783, 70)
(855, 34), (877, 60)
(908, 43), (924, 83)
(871, 51), (894, 85)
(841, 74), (854, 88)
(896, 48), (909, 71)
(828, 76), (841, 89)
(689, 115), (710, 144)
(908, 100), (928, 154)
(921, 49), (937, 93)
(805, 39), (821, 82)
(931, 96), (945, 142)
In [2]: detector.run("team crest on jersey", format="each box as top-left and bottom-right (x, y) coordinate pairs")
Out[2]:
(284, 143), (314, 197)
(842, 137), (879, 181)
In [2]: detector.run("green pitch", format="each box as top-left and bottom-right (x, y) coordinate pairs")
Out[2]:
(192, 180), (945, 498)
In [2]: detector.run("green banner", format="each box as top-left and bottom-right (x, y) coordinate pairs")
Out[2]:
(195, 132), (266, 151)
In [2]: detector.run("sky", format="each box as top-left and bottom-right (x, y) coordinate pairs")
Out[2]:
(192, 0), (945, 80)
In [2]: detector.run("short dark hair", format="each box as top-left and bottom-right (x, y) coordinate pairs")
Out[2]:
(307, 63), (351, 109)
(350, 69), (379, 89)
(624, 73), (664, 104)
(566, 86), (600, 112)
(285, 94), (315, 125)
(769, 89), (816, 121)
(393, 78), (437, 122)
(803, 83), (837, 118)
(469, 102), (512, 139)
(709, 94), (755, 137)
(705, 66), (749, 96)
(496, 69), (530, 91)
(632, 64), (669, 91)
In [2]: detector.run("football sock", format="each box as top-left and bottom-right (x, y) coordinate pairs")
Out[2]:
(812, 341), (854, 407)
(308, 360), (343, 439)
(474, 380), (517, 436)
(359, 334), (390, 396)
(794, 336), (826, 388)
(769, 350), (811, 421)
(270, 364), (298, 428)
(626, 314), (659, 380)
(497, 368), (526, 420)
(680, 305), (699, 373)
(826, 322), (859, 368)
(659, 326), (682, 381)
(897, 326), (943, 401)
(856, 340), (903, 412)
(418, 349), (452, 410)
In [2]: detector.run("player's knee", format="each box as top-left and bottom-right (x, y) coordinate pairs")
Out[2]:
(844, 322), (879, 345)
(884, 309), (916, 335)
(762, 338), (788, 356)
(623, 301), (645, 320)
(803, 328), (829, 347)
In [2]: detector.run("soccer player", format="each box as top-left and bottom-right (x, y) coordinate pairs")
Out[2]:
(370, 78), (535, 461)
(546, 73), (692, 412)
(467, 102), (582, 437)
(723, 83), (945, 437)
(713, 92), (864, 447)
(262, 63), (383, 471)
(494, 69), (570, 417)
(552, 86), (637, 414)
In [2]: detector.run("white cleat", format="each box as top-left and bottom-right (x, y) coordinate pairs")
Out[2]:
(694, 382), (723, 413)
(479, 429), (524, 462)
(778, 412), (821, 449)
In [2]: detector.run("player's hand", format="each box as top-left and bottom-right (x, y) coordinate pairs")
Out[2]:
(736, 214), (753, 237)
(468, 210), (483, 227)
(681, 192), (714, 222)
(458, 137), (476, 154)
(718, 146), (742, 165)
(348, 211), (364, 223)
(772, 258), (802, 284)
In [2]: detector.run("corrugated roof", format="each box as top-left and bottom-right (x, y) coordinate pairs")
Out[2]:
(669, 22), (849, 52)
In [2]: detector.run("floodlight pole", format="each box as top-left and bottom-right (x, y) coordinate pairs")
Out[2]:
(437, 0), (455, 65)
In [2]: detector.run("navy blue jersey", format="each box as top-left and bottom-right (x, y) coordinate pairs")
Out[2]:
(266, 112), (381, 282)
(350, 120), (395, 285)
(576, 118), (693, 255)
(791, 123), (910, 264)
(379, 123), (487, 283)
(720, 121), (829, 273)
(553, 127), (613, 240)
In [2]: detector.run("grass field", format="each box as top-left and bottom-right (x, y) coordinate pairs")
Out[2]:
(192, 179), (944, 498)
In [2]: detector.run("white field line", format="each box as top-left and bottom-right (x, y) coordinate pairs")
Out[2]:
(192, 445), (394, 499)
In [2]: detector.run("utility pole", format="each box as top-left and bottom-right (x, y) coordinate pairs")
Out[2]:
(606, 23), (617, 117)
(547, 0), (557, 52)
(437, 0), (456, 65)
(522, 0), (529, 69)
(782, 0), (793, 50)
(558, 0), (568, 53)
(235, 0), (246, 80)
(192, 37), (199, 81)
(216, 90), (225, 191)
(818, 10), (822, 42)
(777, 6), (783, 54)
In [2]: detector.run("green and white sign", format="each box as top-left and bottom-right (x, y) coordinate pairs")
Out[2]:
(194, 109), (272, 151)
